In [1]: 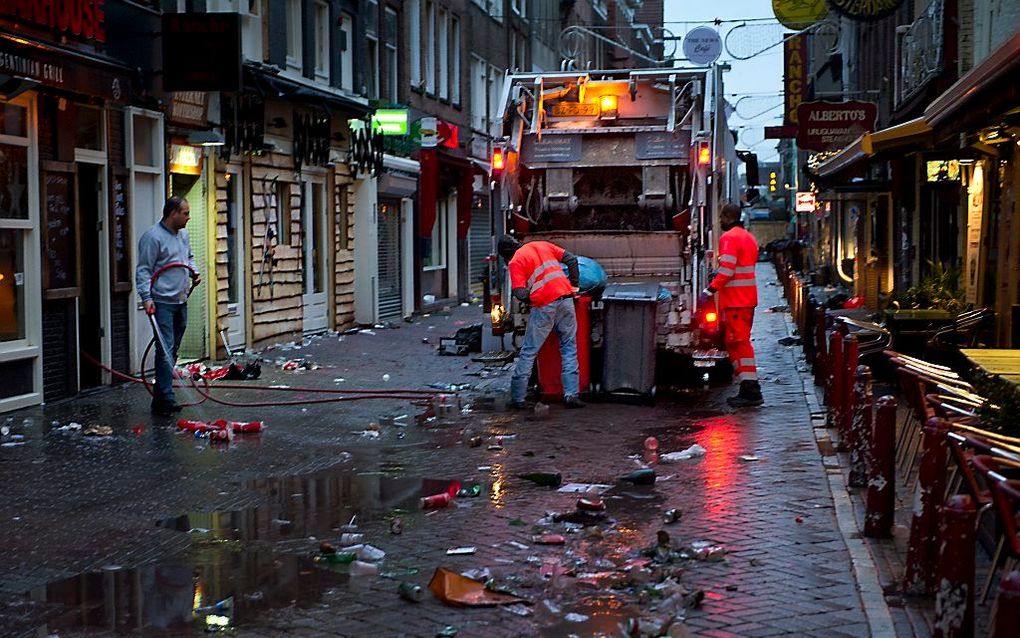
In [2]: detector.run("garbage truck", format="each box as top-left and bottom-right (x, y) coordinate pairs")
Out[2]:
(486, 66), (741, 389)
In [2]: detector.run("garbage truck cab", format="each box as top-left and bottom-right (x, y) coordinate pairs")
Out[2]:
(488, 67), (739, 389)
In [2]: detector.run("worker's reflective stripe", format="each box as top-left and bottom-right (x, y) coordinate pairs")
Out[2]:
(531, 268), (568, 293)
(737, 371), (759, 381)
(527, 260), (562, 288)
(739, 358), (757, 368)
(719, 254), (737, 264)
(717, 266), (734, 276)
(735, 266), (756, 274)
(726, 278), (756, 287)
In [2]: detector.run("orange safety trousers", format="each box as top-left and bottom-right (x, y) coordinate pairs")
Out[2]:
(722, 307), (757, 382)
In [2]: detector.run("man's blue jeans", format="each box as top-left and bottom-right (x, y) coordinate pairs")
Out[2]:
(511, 297), (579, 403)
(152, 301), (188, 407)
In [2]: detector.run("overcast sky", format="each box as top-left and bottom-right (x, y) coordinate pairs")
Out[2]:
(664, 1), (785, 161)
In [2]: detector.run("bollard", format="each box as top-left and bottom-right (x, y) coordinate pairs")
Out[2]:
(933, 495), (977, 638)
(813, 308), (828, 387)
(839, 336), (860, 450)
(848, 365), (872, 488)
(990, 571), (1020, 638)
(827, 331), (843, 417)
(827, 331), (844, 427)
(903, 418), (951, 595)
(865, 396), (897, 538)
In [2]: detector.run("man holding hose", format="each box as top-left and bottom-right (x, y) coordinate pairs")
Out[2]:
(136, 197), (201, 416)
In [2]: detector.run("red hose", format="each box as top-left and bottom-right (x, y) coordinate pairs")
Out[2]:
(88, 262), (441, 408)
(79, 351), (437, 408)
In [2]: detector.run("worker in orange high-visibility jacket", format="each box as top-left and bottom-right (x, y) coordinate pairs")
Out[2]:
(498, 235), (585, 410)
(699, 203), (763, 408)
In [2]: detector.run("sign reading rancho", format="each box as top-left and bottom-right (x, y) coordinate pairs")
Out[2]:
(795, 101), (877, 152)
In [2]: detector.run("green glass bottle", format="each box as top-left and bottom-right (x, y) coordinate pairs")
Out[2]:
(517, 471), (563, 487)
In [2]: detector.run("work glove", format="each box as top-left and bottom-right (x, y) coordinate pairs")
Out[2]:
(698, 289), (713, 307)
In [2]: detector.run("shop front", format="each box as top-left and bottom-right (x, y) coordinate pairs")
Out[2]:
(0, 16), (139, 410)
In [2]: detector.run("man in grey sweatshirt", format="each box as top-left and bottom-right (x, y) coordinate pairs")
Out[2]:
(135, 197), (201, 415)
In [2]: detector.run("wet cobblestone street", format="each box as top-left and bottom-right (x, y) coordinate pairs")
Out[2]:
(0, 267), (882, 637)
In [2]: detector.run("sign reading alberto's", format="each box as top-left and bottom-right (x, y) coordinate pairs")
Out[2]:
(827, 0), (905, 21)
(796, 101), (877, 152)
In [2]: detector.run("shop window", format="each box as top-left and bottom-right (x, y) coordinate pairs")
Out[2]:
(276, 181), (293, 246)
(131, 114), (158, 167)
(74, 105), (104, 151)
(0, 358), (33, 399)
(286, 0), (303, 72)
(0, 228), (25, 342)
(0, 144), (29, 220)
(425, 1), (435, 94)
(0, 104), (26, 137)
(314, 1), (330, 82)
(383, 8), (398, 103)
(438, 8), (449, 100)
(451, 16), (460, 104)
(340, 11), (354, 92)
(408, 0), (421, 88)
(423, 201), (447, 269)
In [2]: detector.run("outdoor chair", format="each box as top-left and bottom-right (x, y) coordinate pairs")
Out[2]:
(929, 308), (996, 349)
(970, 455), (1020, 604)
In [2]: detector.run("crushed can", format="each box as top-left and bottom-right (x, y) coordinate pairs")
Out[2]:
(420, 492), (452, 509)
(398, 581), (425, 602)
(663, 508), (682, 524)
(339, 533), (364, 546)
(389, 517), (404, 535)
(576, 496), (605, 512)
(208, 428), (234, 443)
(231, 420), (265, 433)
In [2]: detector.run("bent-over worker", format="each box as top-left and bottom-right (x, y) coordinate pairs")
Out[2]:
(498, 235), (586, 410)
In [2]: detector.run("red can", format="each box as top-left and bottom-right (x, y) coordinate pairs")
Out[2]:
(230, 421), (265, 434)
(420, 492), (452, 509)
(209, 428), (234, 443)
(177, 419), (216, 432)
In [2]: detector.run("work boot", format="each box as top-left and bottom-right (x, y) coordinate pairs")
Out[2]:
(508, 400), (535, 411)
(727, 380), (763, 408)
(150, 401), (182, 417)
(564, 396), (587, 409)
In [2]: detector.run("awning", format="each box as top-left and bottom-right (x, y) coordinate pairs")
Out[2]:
(0, 32), (137, 103)
(816, 117), (932, 178)
(925, 33), (1020, 129)
(244, 63), (371, 117)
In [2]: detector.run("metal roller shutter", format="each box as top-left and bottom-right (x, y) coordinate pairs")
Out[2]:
(377, 199), (403, 319)
(469, 196), (492, 297)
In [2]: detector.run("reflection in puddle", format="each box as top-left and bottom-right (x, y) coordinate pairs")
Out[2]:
(29, 548), (342, 635)
(26, 469), (471, 635)
(157, 473), (459, 543)
(538, 595), (640, 637)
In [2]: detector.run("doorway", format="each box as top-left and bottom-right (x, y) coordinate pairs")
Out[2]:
(171, 171), (207, 361)
(77, 163), (106, 389)
(377, 197), (402, 319)
(224, 169), (246, 349)
(301, 178), (328, 333)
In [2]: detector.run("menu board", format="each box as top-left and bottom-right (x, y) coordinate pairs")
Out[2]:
(111, 172), (131, 288)
(41, 165), (79, 295)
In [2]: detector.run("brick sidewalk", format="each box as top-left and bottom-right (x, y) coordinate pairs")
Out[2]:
(0, 266), (884, 637)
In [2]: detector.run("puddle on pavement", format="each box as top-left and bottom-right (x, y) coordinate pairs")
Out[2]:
(25, 468), (470, 635)
(157, 470), (462, 543)
(538, 595), (641, 637)
(27, 547), (341, 635)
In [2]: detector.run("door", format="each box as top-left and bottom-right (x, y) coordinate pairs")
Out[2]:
(224, 168), (246, 349)
(377, 197), (402, 319)
(131, 172), (161, 373)
(171, 172), (207, 361)
(76, 163), (108, 389)
(302, 179), (328, 333)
